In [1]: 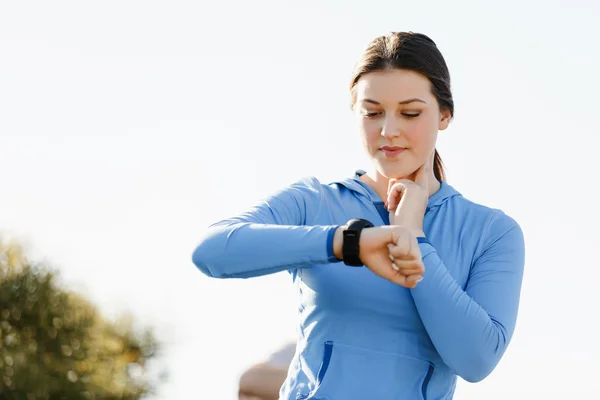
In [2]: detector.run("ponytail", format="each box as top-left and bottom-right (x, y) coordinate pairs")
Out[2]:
(433, 149), (446, 181)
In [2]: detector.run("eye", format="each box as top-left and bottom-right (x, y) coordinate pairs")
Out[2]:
(362, 110), (381, 118)
(402, 112), (420, 118)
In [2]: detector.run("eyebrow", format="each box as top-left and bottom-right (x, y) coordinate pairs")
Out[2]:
(361, 98), (427, 105)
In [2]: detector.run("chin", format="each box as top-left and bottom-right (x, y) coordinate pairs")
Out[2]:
(375, 163), (417, 180)
(371, 153), (418, 179)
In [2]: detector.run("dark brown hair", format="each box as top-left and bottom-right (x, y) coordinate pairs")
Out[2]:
(350, 32), (453, 181)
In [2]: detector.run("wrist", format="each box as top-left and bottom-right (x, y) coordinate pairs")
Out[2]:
(333, 225), (347, 261)
(389, 218), (424, 234)
(386, 219), (424, 235)
(412, 229), (425, 238)
(389, 212), (425, 231)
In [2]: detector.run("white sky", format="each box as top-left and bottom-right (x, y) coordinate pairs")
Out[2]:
(1, 0), (599, 398)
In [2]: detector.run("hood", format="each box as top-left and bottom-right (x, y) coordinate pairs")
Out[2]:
(333, 170), (462, 212)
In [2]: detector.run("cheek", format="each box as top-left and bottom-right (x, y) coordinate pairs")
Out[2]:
(358, 119), (381, 147)
(403, 119), (437, 150)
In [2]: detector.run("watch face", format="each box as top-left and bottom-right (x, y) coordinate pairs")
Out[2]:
(343, 228), (363, 266)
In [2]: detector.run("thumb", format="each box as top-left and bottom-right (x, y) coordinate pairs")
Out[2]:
(386, 181), (407, 211)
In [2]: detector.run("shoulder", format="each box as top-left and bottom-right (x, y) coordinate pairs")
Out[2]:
(268, 173), (361, 200)
(275, 175), (356, 201)
(457, 196), (521, 235)
(276, 176), (325, 196)
(264, 176), (324, 204)
(259, 177), (329, 224)
(449, 190), (524, 255)
(442, 185), (520, 229)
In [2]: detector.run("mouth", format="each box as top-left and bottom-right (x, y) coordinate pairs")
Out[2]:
(380, 146), (406, 157)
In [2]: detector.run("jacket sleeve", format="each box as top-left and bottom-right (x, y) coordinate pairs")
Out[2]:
(410, 211), (525, 382)
(191, 177), (340, 279)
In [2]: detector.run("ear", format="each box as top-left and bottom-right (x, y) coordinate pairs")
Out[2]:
(438, 109), (452, 131)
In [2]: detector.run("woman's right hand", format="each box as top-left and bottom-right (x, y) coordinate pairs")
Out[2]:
(334, 225), (424, 288)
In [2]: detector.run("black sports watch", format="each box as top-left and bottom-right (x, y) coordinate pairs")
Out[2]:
(342, 218), (374, 266)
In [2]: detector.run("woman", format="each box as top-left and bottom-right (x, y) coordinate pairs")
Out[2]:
(193, 32), (525, 400)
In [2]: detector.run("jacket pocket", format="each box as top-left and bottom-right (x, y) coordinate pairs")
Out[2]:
(302, 341), (434, 400)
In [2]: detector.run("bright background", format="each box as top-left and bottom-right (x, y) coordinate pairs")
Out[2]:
(1, 0), (599, 398)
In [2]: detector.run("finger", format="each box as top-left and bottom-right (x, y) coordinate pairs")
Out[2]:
(389, 230), (416, 258)
(385, 268), (412, 288)
(405, 274), (424, 288)
(386, 182), (406, 211)
(373, 255), (412, 288)
(386, 178), (397, 209)
(388, 241), (410, 261)
(388, 258), (425, 275)
(388, 238), (411, 260)
(375, 256), (422, 289)
(387, 182), (399, 210)
(387, 269), (423, 289)
(389, 236), (421, 261)
(387, 178), (397, 196)
(389, 252), (399, 269)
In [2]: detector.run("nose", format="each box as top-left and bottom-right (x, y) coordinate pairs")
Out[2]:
(380, 114), (401, 139)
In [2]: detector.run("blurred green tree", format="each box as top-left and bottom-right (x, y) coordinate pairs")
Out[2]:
(0, 238), (165, 399)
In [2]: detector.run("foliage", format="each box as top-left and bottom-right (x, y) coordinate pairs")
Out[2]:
(0, 239), (164, 399)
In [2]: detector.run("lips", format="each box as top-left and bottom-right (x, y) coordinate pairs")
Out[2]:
(380, 146), (406, 157)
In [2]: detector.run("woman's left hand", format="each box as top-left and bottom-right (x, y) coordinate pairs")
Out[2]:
(386, 154), (433, 236)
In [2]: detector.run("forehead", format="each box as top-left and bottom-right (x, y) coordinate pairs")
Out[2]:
(355, 69), (433, 102)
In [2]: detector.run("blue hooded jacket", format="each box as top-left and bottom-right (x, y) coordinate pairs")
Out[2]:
(192, 173), (525, 399)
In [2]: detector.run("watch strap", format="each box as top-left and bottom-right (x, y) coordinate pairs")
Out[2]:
(342, 218), (374, 266)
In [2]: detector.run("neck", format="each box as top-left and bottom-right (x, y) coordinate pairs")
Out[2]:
(361, 168), (441, 203)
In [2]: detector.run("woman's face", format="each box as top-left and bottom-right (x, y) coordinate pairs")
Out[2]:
(353, 69), (451, 180)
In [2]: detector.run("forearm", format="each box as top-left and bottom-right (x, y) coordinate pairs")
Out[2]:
(192, 222), (340, 278)
(410, 241), (520, 382)
(239, 363), (288, 399)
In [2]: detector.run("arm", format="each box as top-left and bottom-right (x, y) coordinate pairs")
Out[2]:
(410, 212), (525, 382)
(238, 363), (289, 400)
(238, 342), (295, 400)
(192, 177), (340, 279)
